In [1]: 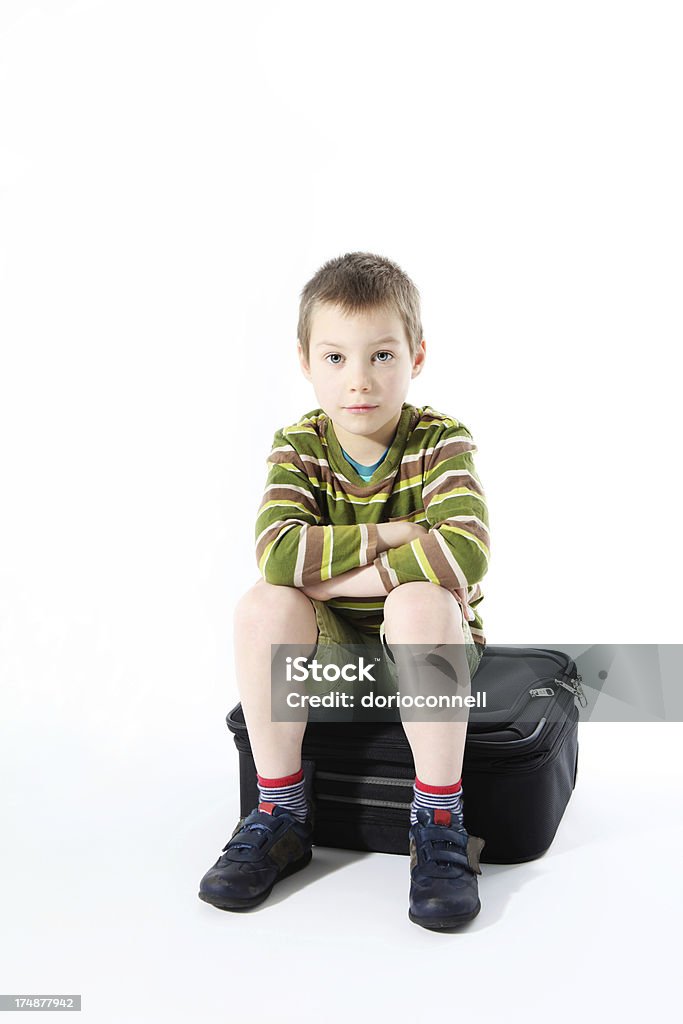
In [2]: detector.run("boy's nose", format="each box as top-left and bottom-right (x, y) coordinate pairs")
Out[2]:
(347, 367), (371, 391)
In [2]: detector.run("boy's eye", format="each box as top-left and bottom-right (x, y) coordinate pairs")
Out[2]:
(324, 351), (393, 365)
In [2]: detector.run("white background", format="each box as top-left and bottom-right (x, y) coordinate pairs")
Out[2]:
(0, 2), (681, 1021)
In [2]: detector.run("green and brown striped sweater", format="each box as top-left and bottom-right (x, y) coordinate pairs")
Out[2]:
(255, 403), (490, 647)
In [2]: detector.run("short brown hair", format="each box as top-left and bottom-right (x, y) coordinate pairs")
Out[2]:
(297, 251), (423, 363)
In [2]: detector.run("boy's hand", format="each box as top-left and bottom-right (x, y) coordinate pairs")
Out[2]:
(299, 581), (332, 601)
(300, 563), (388, 600)
(376, 521), (428, 552)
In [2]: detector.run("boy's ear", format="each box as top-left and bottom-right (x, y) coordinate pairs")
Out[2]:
(298, 341), (312, 381)
(411, 338), (427, 378)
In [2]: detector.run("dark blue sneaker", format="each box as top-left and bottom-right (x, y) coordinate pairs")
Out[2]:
(408, 808), (485, 930)
(198, 802), (313, 911)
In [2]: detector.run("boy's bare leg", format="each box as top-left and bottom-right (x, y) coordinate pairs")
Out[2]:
(383, 582), (470, 784)
(384, 583), (484, 930)
(197, 580), (317, 911)
(233, 579), (318, 778)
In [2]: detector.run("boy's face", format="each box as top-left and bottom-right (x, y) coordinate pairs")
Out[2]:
(298, 303), (426, 450)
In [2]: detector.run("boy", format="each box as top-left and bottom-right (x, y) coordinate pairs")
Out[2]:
(198, 252), (490, 930)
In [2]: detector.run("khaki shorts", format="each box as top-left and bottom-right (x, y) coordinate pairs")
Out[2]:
(308, 597), (485, 699)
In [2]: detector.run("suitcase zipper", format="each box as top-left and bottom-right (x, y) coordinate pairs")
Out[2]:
(314, 771), (413, 812)
(472, 655), (579, 725)
(316, 770), (414, 788)
(316, 792), (412, 810)
(556, 673), (587, 708)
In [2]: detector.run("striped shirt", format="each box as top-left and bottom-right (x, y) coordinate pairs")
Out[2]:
(255, 403), (490, 647)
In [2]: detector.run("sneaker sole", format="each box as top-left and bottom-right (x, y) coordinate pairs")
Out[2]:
(408, 899), (481, 930)
(197, 849), (313, 912)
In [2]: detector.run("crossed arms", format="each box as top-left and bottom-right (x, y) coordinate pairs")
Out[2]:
(254, 424), (490, 606)
(299, 522), (428, 600)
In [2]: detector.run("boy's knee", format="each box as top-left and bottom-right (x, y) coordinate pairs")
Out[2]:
(234, 578), (316, 627)
(384, 582), (463, 630)
(384, 582), (449, 613)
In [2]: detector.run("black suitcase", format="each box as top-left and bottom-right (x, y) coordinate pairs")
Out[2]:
(226, 646), (585, 863)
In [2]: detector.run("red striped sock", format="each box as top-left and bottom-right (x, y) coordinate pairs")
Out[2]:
(410, 776), (465, 829)
(256, 767), (308, 821)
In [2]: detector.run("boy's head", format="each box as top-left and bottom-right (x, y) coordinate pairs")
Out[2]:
(297, 252), (426, 446)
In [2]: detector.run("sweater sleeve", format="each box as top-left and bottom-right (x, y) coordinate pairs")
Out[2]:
(373, 424), (490, 619)
(255, 430), (379, 586)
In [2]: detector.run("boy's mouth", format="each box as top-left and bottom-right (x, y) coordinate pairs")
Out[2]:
(344, 404), (378, 413)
